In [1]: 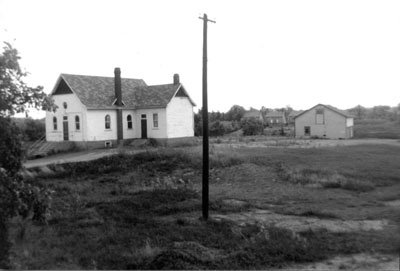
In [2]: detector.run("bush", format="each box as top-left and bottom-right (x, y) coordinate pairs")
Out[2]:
(0, 118), (52, 267)
(0, 118), (23, 175)
(0, 217), (10, 268)
(241, 118), (264, 136)
(209, 121), (226, 137)
(23, 118), (45, 141)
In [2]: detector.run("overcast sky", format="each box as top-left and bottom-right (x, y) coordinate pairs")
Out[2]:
(1, 0), (400, 118)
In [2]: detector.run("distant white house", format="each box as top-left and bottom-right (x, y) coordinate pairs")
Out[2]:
(294, 104), (354, 139)
(45, 68), (196, 147)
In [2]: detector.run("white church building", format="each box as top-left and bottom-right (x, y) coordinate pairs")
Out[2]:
(45, 68), (196, 147)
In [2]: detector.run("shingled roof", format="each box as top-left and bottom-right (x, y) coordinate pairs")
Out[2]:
(265, 111), (285, 118)
(52, 74), (195, 109)
(129, 84), (188, 109)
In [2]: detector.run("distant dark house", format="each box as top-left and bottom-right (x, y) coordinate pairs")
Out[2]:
(242, 109), (263, 122)
(264, 111), (287, 125)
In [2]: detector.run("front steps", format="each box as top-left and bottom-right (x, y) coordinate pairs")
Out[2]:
(27, 140), (76, 159)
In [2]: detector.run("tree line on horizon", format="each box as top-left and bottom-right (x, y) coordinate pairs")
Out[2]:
(9, 103), (400, 140)
(194, 103), (400, 137)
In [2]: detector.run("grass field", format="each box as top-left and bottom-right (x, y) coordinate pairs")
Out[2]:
(9, 142), (400, 269)
(354, 119), (400, 139)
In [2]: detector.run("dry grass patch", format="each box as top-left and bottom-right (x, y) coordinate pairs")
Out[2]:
(275, 162), (375, 192)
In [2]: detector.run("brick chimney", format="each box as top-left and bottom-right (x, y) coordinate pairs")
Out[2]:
(114, 67), (122, 106)
(173, 73), (180, 85)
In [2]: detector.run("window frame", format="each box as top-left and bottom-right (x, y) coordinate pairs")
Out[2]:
(127, 114), (133, 129)
(75, 115), (80, 131)
(315, 108), (325, 124)
(105, 114), (111, 130)
(153, 113), (159, 128)
(304, 126), (311, 136)
(53, 116), (58, 130)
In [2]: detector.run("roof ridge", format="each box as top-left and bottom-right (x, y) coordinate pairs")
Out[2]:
(61, 73), (144, 81)
(142, 83), (176, 87)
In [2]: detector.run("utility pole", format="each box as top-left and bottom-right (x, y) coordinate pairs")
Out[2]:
(199, 13), (216, 220)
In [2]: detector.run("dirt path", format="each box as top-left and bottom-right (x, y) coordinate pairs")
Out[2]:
(24, 148), (119, 169)
(24, 147), (149, 169)
(211, 206), (399, 270)
(284, 253), (399, 271)
(212, 209), (390, 233)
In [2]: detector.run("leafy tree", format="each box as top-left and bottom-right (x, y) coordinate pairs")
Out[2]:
(0, 43), (53, 116)
(283, 105), (293, 120)
(226, 105), (245, 122)
(348, 105), (367, 119)
(397, 103), (400, 123)
(0, 118), (23, 175)
(194, 113), (228, 137)
(0, 42), (53, 268)
(194, 109), (203, 136)
(209, 121), (226, 137)
(241, 117), (264, 136)
(367, 105), (392, 119)
(23, 118), (45, 141)
(209, 111), (225, 122)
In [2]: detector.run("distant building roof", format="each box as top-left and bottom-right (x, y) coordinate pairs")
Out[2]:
(288, 110), (303, 117)
(52, 74), (195, 109)
(294, 104), (353, 119)
(243, 109), (262, 118)
(265, 111), (285, 118)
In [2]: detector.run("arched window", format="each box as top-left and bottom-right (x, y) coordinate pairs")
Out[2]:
(53, 116), (57, 130)
(127, 114), (132, 129)
(105, 115), (111, 129)
(63, 102), (67, 109)
(75, 115), (80, 131)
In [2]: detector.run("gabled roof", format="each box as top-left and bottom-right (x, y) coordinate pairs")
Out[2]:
(243, 109), (262, 118)
(294, 104), (353, 119)
(126, 84), (196, 109)
(265, 111), (285, 118)
(288, 110), (303, 117)
(288, 110), (304, 119)
(51, 74), (195, 109)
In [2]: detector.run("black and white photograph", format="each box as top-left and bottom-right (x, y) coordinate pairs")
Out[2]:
(0, 0), (400, 269)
